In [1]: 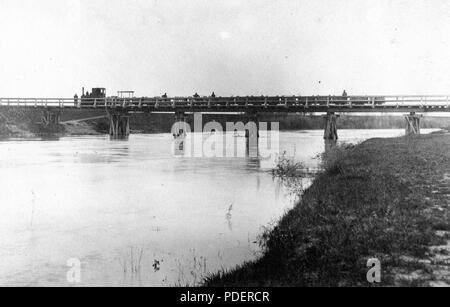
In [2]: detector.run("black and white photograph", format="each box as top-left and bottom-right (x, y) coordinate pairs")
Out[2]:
(0, 0), (449, 293)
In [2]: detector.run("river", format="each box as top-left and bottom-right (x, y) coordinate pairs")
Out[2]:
(0, 129), (437, 286)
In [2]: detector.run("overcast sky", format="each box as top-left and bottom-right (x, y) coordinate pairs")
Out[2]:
(1, 0), (450, 97)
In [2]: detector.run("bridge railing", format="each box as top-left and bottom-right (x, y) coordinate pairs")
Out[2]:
(0, 95), (450, 109)
(382, 95), (450, 108)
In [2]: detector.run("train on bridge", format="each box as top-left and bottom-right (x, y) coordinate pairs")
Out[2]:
(0, 87), (447, 139)
(68, 87), (392, 110)
(74, 87), (387, 108)
(2, 87), (450, 113)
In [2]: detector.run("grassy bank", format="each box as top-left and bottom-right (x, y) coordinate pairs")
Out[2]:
(204, 134), (450, 286)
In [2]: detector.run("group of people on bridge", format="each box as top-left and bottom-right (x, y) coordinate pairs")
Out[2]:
(159, 91), (347, 99)
(71, 88), (351, 107)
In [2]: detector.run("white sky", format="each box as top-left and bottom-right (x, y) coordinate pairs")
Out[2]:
(1, 0), (450, 97)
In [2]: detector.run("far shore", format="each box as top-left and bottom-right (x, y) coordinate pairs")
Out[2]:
(1, 108), (450, 138)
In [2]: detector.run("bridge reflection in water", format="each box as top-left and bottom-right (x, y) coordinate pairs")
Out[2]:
(172, 133), (263, 159)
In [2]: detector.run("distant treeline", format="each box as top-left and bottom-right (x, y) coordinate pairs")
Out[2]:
(104, 113), (450, 133)
(1, 107), (450, 136)
(260, 113), (450, 130)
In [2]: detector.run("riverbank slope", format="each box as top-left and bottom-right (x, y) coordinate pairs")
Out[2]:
(205, 133), (450, 286)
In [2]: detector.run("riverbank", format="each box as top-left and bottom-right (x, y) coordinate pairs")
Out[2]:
(1, 107), (450, 137)
(204, 133), (450, 286)
(0, 108), (106, 138)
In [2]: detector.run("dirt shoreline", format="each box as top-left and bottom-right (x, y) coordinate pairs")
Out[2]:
(204, 133), (450, 287)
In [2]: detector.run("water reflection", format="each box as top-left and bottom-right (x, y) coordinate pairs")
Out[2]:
(172, 132), (262, 160)
(245, 138), (259, 158)
(39, 135), (61, 141)
(173, 137), (186, 156)
(110, 135), (129, 141)
(324, 139), (338, 154)
(225, 203), (233, 232)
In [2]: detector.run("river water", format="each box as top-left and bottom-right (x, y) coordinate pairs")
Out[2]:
(0, 129), (436, 286)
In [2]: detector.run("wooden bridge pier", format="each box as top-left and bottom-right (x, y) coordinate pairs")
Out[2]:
(245, 111), (259, 139)
(41, 109), (62, 132)
(324, 112), (339, 140)
(173, 111), (188, 139)
(107, 110), (130, 138)
(405, 112), (422, 136)
(174, 111), (186, 123)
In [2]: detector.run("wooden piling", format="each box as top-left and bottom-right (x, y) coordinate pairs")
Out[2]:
(41, 109), (61, 133)
(324, 113), (338, 140)
(405, 112), (422, 136)
(107, 110), (130, 138)
(245, 111), (259, 139)
(173, 111), (187, 139)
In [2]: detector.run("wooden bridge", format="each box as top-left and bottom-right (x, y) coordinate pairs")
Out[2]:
(1, 95), (449, 139)
(1, 95), (450, 112)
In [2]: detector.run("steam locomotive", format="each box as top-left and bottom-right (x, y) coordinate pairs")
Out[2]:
(81, 87), (106, 99)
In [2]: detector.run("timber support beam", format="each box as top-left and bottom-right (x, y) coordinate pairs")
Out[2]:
(41, 109), (62, 133)
(173, 111), (188, 139)
(405, 112), (422, 136)
(324, 112), (339, 140)
(245, 111), (259, 139)
(107, 109), (130, 138)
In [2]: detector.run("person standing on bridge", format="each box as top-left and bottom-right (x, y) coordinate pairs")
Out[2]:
(193, 92), (200, 103)
(341, 90), (348, 105)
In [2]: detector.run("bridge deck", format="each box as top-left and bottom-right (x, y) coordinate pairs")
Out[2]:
(1, 95), (450, 113)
